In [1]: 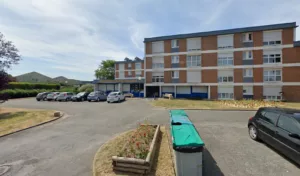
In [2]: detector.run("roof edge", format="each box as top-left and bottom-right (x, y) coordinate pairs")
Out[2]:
(144, 22), (297, 42)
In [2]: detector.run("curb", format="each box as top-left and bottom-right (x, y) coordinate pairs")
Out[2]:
(92, 130), (135, 176)
(0, 112), (65, 138)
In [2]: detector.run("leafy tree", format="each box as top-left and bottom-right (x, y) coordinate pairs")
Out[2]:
(95, 60), (115, 80)
(0, 71), (9, 103)
(78, 84), (94, 93)
(0, 32), (21, 70)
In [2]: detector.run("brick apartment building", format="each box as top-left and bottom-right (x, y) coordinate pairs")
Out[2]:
(143, 22), (300, 101)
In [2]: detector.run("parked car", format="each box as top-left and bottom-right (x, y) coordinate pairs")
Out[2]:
(248, 107), (300, 166)
(46, 92), (60, 101)
(36, 92), (50, 101)
(87, 91), (107, 102)
(56, 92), (74, 102)
(107, 91), (125, 103)
(72, 92), (89, 102)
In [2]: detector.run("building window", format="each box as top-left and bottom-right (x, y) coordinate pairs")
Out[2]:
(218, 93), (234, 99)
(136, 71), (142, 77)
(187, 55), (201, 67)
(263, 53), (281, 64)
(152, 76), (164, 83)
(135, 63), (141, 69)
(242, 33), (252, 42)
(243, 69), (253, 77)
(171, 39), (179, 48)
(218, 76), (233, 83)
(172, 71), (179, 79)
(264, 70), (281, 82)
(152, 63), (164, 69)
(128, 63), (132, 68)
(171, 56), (179, 64)
(217, 35), (234, 49)
(128, 71), (132, 76)
(243, 86), (253, 95)
(218, 56), (233, 66)
(243, 51), (252, 60)
(264, 95), (282, 101)
(263, 31), (282, 46)
(152, 41), (164, 53)
(187, 38), (201, 51)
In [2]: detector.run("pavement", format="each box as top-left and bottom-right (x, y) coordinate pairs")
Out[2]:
(0, 98), (299, 176)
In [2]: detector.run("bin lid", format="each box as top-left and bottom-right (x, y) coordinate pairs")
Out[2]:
(169, 110), (188, 117)
(170, 115), (193, 125)
(171, 124), (204, 153)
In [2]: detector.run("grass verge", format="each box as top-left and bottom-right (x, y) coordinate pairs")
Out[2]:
(0, 107), (56, 136)
(93, 126), (175, 176)
(151, 99), (300, 110)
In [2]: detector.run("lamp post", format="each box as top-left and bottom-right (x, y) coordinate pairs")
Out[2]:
(138, 76), (142, 98)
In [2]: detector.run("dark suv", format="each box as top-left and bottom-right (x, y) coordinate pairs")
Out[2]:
(248, 107), (300, 166)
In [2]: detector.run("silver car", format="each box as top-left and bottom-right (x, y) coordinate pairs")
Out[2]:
(46, 92), (60, 101)
(56, 92), (74, 102)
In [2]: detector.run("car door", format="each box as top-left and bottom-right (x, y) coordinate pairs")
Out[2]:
(100, 92), (106, 100)
(275, 115), (300, 165)
(256, 110), (279, 145)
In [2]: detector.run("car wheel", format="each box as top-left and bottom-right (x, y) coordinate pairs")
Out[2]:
(88, 100), (91, 102)
(37, 99), (40, 101)
(107, 101), (110, 103)
(249, 125), (259, 141)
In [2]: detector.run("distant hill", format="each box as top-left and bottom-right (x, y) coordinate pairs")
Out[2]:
(15, 72), (86, 85)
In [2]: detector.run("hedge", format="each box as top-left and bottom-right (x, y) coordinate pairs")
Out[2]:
(0, 89), (79, 99)
(8, 82), (60, 90)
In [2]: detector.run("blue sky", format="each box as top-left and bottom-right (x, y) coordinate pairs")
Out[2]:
(1, 0), (300, 80)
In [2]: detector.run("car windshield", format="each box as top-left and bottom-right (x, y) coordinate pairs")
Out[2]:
(89, 92), (95, 96)
(109, 92), (118, 96)
(77, 92), (85, 96)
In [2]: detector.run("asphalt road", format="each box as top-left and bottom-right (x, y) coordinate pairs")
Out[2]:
(0, 98), (299, 176)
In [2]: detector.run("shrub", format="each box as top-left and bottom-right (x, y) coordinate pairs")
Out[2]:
(59, 86), (76, 93)
(78, 84), (94, 93)
(8, 82), (60, 90)
(0, 89), (57, 99)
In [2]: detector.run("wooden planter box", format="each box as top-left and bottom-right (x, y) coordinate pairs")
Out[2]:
(112, 125), (160, 174)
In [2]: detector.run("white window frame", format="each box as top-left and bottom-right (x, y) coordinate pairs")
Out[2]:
(135, 70), (142, 76)
(171, 39), (179, 48)
(218, 76), (234, 83)
(128, 71), (132, 76)
(218, 56), (233, 66)
(263, 69), (282, 82)
(152, 63), (164, 69)
(243, 69), (253, 77)
(135, 63), (141, 69)
(171, 56), (179, 64)
(242, 33), (253, 42)
(217, 35), (234, 49)
(152, 41), (164, 53)
(172, 71), (179, 79)
(152, 76), (164, 83)
(263, 53), (282, 64)
(264, 95), (282, 101)
(187, 55), (201, 67)
(263, 30), (282, 46)
(187, 38), (201, 51)
(128, 63), (132, 68)
(243, 86), (253, 95)
(243, 51), (253, 60)
(218, 93), (234, 100)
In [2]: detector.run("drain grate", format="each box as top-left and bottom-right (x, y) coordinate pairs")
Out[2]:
(0, 165), (10, 176)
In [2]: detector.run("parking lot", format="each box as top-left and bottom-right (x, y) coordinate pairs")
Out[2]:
(0, 98), (299, 176)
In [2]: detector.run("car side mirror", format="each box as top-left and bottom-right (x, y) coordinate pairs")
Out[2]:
(289, 133), (300, 139)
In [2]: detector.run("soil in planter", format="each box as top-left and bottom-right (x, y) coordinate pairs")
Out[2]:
(118, 125), (156, 160)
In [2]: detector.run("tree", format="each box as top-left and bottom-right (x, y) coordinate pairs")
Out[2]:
(0, 70), (9, 103)
(0, 32), (21, 70)
(95, 60), (115, 80)
(78, 84), (94, 93)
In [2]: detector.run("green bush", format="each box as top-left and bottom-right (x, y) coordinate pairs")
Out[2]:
(78, 84), (94, 93)
(8, 82), (60, 90)
(0, 89), (58, 99)
(59, 86), (77, 93)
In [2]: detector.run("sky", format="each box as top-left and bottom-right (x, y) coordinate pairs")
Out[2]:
(1, 0), (300, 81)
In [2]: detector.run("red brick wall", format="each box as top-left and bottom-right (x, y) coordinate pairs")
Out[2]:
(115, 71), (119, 78)
(253, 86), (263, 100)
(164, 56), (171, 68)
(234, 51), (243, 65)
(253, 50), (263, 65)
(282, 28), (294, 45)
(179, 70), (187, 83)
(202, 36), (217, 50)
(234, 69), (243, 83)
(210, 86), (218, 100)
(234, 33), (242, 48)
(202, 70), (217, 83)
(164, 71), (171, 83)
(146, 57), (152, 69)
(146, 72), (152, 83)
(234, 86), (243, 100)
(115, 64), (119, 70)
(282, 86), (300, 102)
(282, 47), (300, 63)
(253, 68), (263, 82)
(146, 42), (152, 54)
(179, 55), (186, 68)
(283, 67), (300, 82)
(202, 53), (217, 67)
(164, 40), (171, 53)
(179, 39), (187, 52)
(253, 31), (263, 47)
